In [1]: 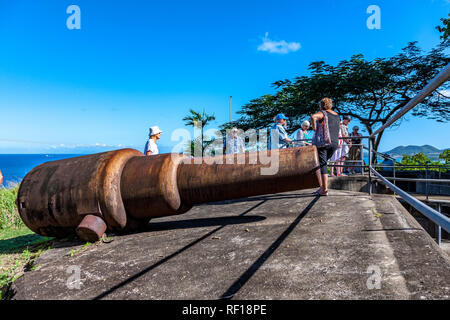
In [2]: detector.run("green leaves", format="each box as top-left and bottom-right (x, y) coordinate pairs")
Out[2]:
(439, 150), (450, 164)
(0, 186), (23, 231)
(183, 108), (217, 156)
(182, 108), (216, 128)
(222, 28), (449, 154)
(398, 152), (448, 172)
(436, 13), (450, 46)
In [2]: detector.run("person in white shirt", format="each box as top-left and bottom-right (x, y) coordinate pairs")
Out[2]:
(296, 120), (312, 147)
(144, 126), (162, 156)
(226, 128), (245, 154)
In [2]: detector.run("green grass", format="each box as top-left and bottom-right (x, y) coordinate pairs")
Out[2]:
(0, 186), (24, 230)
(0, 186), (54, 299)
(69, 241), (93, 257)
(0, 240), (53, 299)
(371, 208), (383, 219)
(0, 226), (53, 252)
(0, 186), (111, 299)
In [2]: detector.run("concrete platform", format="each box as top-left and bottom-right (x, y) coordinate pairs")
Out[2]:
(11, 189), (450, 300)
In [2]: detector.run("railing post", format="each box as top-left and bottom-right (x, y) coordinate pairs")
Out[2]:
(439, 166), (441, 196)
(393, 158), (396, 186)
(361, 143), (364, 176)
(368, 138), (372, 195)
(425, 167), (429, 201)
(436, 203), (442, 247)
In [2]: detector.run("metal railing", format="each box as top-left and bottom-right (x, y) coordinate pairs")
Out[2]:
(292, 138), (366, 175)
(292, 63), (450, 246)
(367, 63), (450, 246)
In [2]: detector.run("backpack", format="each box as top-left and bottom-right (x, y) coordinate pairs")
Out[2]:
(312, 111), (332, 148)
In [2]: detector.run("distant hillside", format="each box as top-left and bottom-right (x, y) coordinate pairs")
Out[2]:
(384, 145), (448, 160)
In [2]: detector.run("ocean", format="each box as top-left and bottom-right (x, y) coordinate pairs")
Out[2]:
(0, 154), (83, 187)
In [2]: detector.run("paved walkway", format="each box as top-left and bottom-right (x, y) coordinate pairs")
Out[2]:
(11, 189), (450, 300)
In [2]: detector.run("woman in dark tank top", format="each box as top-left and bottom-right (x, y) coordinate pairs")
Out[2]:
(310, 98), (341, 196)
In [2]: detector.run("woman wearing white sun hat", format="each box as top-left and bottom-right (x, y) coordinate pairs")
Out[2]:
(144, 126), (162, 156)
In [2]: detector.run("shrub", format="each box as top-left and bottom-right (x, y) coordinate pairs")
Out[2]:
(0, 186), (23, 230)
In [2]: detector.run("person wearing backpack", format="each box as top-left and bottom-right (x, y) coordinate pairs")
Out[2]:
(310, 98), (341, 196)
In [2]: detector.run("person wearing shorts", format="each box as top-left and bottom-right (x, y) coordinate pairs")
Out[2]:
(311, 98), (341, 196)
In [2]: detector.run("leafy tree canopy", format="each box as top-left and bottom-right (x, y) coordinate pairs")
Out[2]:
(183, 108), (217, 156)
(439, 149), (450, 164)
(182, 108), (216, 128)
(400, 152), (432, 166)
(436, 13), (450, 46)
(398, 152), (449, 172)
(224, 41), (449, 154)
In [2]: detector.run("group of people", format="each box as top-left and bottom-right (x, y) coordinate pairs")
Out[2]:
(143, 97), (361, 196)
(326, 116), (363, 177)
(270, 109), (362, 175)
(143, 125), (246, 156)
(267, 98), (363, 195)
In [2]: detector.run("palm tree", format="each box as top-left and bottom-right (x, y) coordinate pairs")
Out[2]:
(183, 109), (216, 156)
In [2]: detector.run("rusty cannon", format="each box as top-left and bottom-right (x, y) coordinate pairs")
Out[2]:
(17, 146), (321, 242)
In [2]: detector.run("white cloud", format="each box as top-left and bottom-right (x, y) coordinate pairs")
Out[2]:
(439, 89), (450, 97)
(257, 32), (301, 54)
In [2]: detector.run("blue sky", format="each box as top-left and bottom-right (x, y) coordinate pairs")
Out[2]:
(0, 0), (449, 153)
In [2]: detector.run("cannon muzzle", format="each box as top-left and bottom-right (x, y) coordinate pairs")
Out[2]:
(17, 146), (320, 242)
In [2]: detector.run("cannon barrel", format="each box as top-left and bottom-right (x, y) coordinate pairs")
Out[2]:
(17, 146), (320, 242)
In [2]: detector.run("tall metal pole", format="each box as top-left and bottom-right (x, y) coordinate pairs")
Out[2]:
(229, 96), (232, 122)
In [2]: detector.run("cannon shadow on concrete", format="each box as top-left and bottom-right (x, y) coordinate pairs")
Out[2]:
(219, 196), (319, 299)
(92, 199), (269, 300)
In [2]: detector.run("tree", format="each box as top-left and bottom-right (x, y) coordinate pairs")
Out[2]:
(439, 149), (450, 164)
(224, 42), (449, 162)
(182, 108), (216, 156)
(398, 152), (448, 173)
(400, 152), (431, 166)
(436, 13), (450, 46)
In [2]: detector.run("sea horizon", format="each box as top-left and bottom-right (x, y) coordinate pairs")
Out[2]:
(0, 154), (85, 187)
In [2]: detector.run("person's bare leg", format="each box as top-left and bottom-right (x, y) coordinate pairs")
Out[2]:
(316, 171), (323, 193)
(321, 173), (329, 193)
